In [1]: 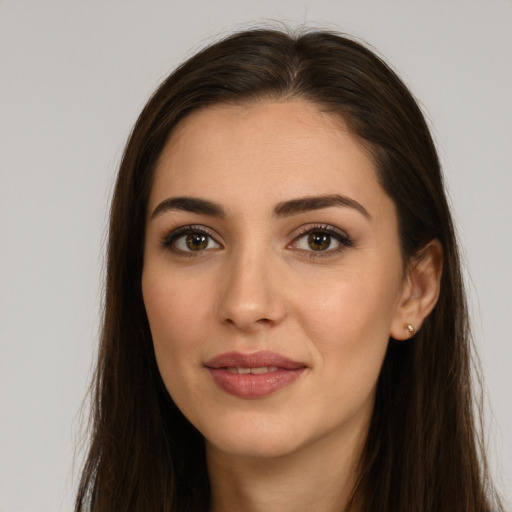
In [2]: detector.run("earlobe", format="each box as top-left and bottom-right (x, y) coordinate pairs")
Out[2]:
(390, 240), (443, 340)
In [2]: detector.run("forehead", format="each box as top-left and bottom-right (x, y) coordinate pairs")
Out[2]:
(150, 99), (391, 219)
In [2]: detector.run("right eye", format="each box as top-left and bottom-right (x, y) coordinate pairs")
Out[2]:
(162, 226), (221, 254)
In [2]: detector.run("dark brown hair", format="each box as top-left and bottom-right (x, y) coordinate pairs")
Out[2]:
(76, 28), (504, 511)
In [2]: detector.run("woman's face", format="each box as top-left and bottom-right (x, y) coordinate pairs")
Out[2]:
(142, 99), (409, 460)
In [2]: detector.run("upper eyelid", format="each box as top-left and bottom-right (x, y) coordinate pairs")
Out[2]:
(292, 223), (351, 240)
(161, 224), (222, 246)
(290, 224), (354, 252)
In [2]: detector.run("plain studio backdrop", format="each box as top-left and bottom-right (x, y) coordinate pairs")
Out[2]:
(0, 1), (511, 510)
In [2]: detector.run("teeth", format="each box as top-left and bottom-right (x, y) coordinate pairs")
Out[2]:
(227, 367), (249, 374)
(251, 366), (272, 374)
(226, 366), (279, 374)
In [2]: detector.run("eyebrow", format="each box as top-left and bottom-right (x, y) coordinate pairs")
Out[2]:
(150, 194), (371, 220)
(151, 197), (225, 218)
(274, 194), (371, 219)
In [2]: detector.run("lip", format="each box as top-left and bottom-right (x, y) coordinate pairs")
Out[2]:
(205, 351), (307, 399)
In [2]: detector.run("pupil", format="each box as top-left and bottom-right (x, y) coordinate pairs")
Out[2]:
(186, 233), (208, 250)
(308, 232), (330, 251)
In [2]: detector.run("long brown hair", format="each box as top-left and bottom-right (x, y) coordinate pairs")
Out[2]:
(76, 28), (504, 511)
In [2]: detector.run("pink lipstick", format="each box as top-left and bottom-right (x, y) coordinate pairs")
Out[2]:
(204, 351), (306, 398)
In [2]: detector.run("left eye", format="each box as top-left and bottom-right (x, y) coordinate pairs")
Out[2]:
(292, 228), (352, 253)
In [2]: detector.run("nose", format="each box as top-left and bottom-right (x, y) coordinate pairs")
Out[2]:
(216, 245), (287, 332)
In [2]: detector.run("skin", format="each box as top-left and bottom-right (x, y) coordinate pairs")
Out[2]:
(142, 99), (442, 512)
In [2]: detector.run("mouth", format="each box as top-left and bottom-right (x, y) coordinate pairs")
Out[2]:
(205, 350), (306, 370)
(204, 351), (307, 399)
(225, 366), (279, 374)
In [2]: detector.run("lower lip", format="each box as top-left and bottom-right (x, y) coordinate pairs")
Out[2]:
(207, 368), (305, 398)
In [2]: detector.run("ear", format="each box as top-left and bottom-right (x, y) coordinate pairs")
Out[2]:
(390, 240), (443, 340)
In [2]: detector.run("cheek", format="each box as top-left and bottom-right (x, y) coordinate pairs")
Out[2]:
(297, 264), (401, 398)
(298, 263), (400, 340)
(142, 270), (219, 424)
(142, 269), (212, 378)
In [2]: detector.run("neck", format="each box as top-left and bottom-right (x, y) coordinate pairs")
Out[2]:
(206, 424), (366, 512)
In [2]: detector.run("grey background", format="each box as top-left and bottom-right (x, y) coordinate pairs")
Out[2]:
(0, 1), (510, 510)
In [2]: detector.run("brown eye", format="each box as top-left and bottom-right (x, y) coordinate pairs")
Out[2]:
(165, 228), (221, 253)
(290, 225), (353, 257)
(307, 232), (331, 251)
(186, 233), (208, 251)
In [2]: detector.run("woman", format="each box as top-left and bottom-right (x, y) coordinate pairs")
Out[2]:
(75, 28), (504, 511)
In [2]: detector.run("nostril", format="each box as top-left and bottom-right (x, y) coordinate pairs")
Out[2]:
(216, 269), (287, 329)
(224, 317), (272, 326)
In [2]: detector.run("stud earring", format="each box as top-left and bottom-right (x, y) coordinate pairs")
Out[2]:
(405, 323), (415, 334)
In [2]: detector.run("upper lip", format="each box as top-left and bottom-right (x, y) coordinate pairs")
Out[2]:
(204, 351), (306, 370)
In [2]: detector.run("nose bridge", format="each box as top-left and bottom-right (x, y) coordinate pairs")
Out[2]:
(217, 237), (285, 330)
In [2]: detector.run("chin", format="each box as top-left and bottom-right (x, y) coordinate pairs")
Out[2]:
(207, 434), (300, 460)
(202, 417), (306, 460)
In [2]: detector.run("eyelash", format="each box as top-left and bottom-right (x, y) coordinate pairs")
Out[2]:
(160, 223), (353, 258)
(290, 224), (353, 259)
(161, 225), (220, 257)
